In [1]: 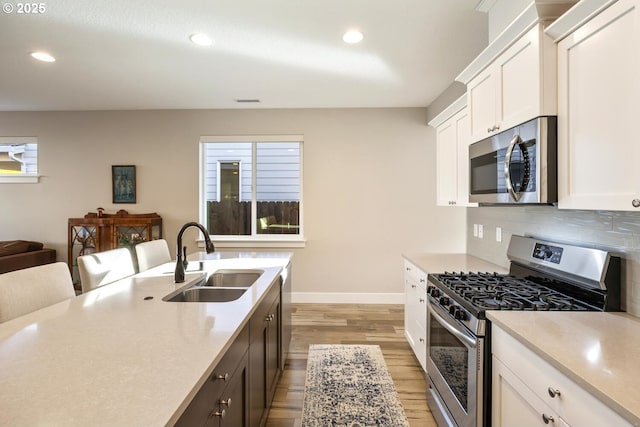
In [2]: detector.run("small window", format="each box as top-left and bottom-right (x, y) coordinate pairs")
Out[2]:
(219, 161), (241, 201)
(0, 137), (38, 183)
(200, 136), (303, 242)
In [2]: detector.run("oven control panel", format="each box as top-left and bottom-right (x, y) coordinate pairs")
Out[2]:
(532, 243), (563, 264)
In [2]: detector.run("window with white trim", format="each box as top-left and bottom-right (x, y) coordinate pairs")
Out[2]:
(0, 137), (39, 183)
(200, 136), (303, 240)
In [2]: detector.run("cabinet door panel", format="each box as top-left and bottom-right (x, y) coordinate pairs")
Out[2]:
(492, 357), (556, 427)
(249, 283), (281, 427)
(220, 352), (249, 427)
(404, 278), (418, 349)
(454, 111), (472, 206)
(249, 320), (267, 427)
(436, 120), (458, 206)
(435, 106), (475, 207)
(468, 69), (497, 142)
(499, 28), (539, 127)
(558, 0), (639, 210)
(266, 298), (281, 403)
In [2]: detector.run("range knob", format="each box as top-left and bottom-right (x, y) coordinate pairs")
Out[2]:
(428, 287), (440, 298)
(438, 296), (450, 306)
(455, 308), (467, 321)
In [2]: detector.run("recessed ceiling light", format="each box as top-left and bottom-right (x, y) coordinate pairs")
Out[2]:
(189, 33), (213, 47)
(342, 30), (364, 44)
(30, 51), (55, 62)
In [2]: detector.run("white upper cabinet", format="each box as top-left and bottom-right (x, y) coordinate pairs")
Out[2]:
(464, 24), (557, 143)
(457, 2), (570, 143)
(429, 95), (477, 207)
(547, 0), (640, 211)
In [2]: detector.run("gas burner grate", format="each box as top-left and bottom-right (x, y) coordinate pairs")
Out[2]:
(432, 272), (594, 312)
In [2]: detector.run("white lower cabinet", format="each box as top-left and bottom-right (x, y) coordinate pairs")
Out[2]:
(403, 259), (427, 371)
(493, 356), (567, 427)
(492, 325), (631, 427)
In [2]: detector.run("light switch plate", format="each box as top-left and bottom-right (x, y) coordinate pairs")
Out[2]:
(473, 224), (478, 237)
(496, 227), (502, 242)
(478, 224), (484, 239)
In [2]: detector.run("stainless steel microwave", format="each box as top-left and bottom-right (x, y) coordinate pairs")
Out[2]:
(469, 116), (557, 204)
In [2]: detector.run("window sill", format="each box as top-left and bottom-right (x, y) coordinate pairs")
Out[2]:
(0, 175), (39, 183)
(198, 237), (306, 249)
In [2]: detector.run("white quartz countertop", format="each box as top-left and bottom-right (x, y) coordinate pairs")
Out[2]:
(402, 252), (508, 274)
(0, 251), (292, 427)
(487, 311), (640, 426)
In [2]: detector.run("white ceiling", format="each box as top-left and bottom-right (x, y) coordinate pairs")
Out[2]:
(0, 0), (488, 111)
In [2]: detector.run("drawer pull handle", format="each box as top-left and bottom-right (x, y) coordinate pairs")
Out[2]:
(213, 409), (226, 418)
(214, 373), (229, 382)
(220, 398), (232, 407)
(547, 387), (561, 398)
(542, 413), (554, 424)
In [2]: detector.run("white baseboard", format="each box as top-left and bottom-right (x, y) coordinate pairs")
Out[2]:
(291, 292), (404, 304)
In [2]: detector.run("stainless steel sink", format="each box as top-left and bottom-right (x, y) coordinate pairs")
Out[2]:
(205, 269), (262, 287)
(164, 287), (248, 303)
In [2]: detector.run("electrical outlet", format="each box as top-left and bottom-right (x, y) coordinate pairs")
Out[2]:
(478, 224), (484, 239)
(496, 227), (502, 242)
(473, 224), (478, 237)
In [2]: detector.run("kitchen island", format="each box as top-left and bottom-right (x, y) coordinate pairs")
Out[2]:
(0, 251), (292, 426)
(488, 311), (640, 427)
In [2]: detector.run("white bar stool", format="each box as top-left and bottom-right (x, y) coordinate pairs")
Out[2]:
(0, 262), (75, 323)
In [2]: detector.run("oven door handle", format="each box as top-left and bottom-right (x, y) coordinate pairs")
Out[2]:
(428, 299), (477, 349)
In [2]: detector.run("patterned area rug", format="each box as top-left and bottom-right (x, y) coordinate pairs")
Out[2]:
(301, 344), (410, 427)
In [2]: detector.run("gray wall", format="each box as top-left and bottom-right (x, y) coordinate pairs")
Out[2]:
(0, 108), (468, 301)
(467, 207), (640, 315)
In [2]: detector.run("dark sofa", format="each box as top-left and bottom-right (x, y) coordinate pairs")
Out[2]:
(0, 240), (57, 274)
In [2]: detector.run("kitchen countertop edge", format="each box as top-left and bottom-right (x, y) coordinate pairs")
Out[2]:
(402, 252), (509, 274)
(0, 251), (293, 427)
(487, 311), (640, 427)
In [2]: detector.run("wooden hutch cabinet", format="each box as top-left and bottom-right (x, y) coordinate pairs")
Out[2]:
(68, 210), (162, 286)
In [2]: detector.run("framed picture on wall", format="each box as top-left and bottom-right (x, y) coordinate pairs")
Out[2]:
(112, 165), (136, 204)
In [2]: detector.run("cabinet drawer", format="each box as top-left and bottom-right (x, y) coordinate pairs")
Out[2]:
(404, 260), (427, 289)
(415, 287), (427, 330)
(176, 324), (249, 427)
(492, 326), (630, 427)
(212, 324), (249, 387)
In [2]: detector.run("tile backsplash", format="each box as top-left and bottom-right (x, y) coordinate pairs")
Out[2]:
(467, 206), (640, 316)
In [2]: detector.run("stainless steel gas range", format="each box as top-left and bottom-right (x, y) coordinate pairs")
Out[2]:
(425, 235), (621, 427)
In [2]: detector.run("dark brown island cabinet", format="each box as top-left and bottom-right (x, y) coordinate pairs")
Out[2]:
(176, 277), (283, 427)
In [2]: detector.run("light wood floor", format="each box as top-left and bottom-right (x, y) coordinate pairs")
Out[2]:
(265, 303), (438, 427)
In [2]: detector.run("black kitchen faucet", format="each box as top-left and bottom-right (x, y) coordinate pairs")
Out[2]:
(174, 222), (215, 283)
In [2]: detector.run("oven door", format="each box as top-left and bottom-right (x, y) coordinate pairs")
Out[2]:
(427, 297), (483, 427)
